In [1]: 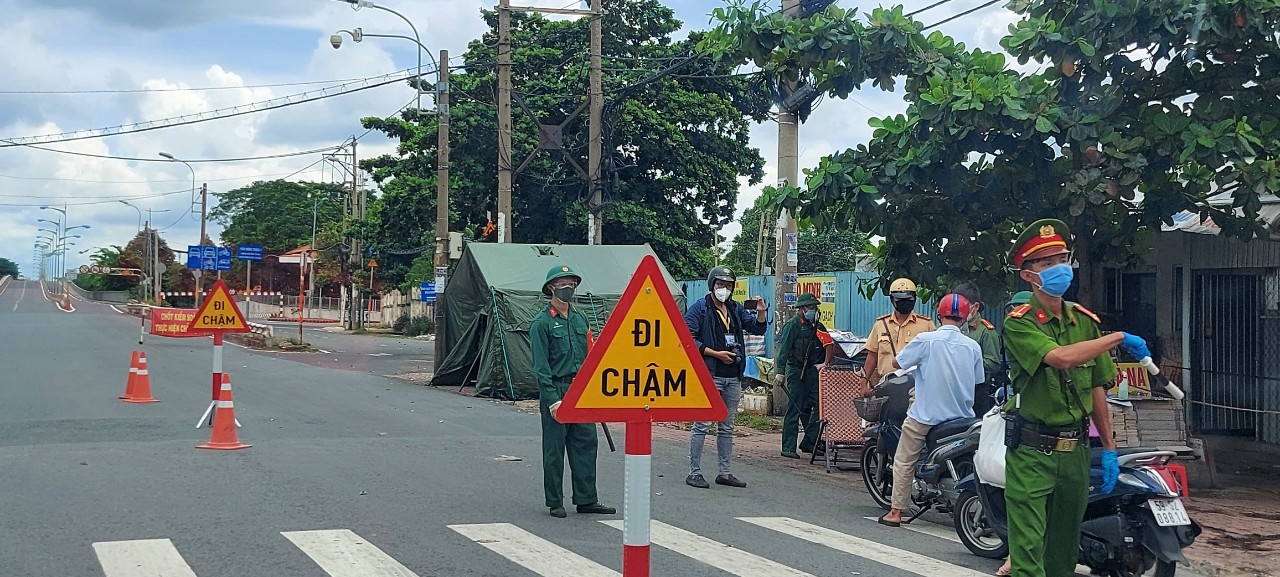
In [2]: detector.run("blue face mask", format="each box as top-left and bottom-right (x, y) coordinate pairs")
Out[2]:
(1033, 263), (1074, 298)
(803, 309), (817, 322)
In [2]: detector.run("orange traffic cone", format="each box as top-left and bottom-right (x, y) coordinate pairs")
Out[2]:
(120, 351), (140, 400)
(124, 352), (158, 404)
(198, 375), (250, 451)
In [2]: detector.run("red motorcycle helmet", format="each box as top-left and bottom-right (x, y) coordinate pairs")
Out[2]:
(937, 293), (971, 320)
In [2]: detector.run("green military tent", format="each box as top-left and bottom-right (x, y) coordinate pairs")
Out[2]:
(431, 243), (686, 400)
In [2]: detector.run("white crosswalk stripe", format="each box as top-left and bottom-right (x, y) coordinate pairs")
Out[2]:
(601, 519), (815, 577)
(741, 517), (991, 577)
(449, 522), (619, 577)
(863, 516), (962, 543)
(282, 529), (420, 577)
(93, 539), (198, 577)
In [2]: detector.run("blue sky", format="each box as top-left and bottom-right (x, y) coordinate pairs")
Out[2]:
(0, 0), (1025, 276)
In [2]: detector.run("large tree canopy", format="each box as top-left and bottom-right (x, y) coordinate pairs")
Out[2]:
(0, 257), (17, 278)
(211, 180), (345, 254)
(703, 0), (1280, 296)
(360, 0), (772, 282)
(722, 204), (870, 275)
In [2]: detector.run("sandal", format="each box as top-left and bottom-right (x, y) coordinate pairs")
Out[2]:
(877, 514), (900, 528)
(994, 561), (1011, 576)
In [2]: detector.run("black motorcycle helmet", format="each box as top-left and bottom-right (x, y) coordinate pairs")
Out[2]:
(706, 265), (736, 290)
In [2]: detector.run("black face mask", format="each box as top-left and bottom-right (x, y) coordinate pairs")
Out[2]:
(893, 298), (916, 314)
(552, 287), (575, 303)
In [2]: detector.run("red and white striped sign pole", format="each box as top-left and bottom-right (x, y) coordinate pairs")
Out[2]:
(622, 421), (651, 577)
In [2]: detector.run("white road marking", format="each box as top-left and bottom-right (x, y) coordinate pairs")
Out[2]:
(318, 349), (332, 354)
(450, 523), (619, 577)
(602, 519), (814, 576)
(282, 529), (420, 577)
(741, 517), (990, 577)
(13, 281), (26, 310)
(92, 538), (199, 577)
(863, 516), (961, 543)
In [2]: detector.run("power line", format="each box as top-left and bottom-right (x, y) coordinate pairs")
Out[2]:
(923, 0), (1006, 30)
(0, 188), (194, 207)
(0, 70), (416, 95)
(4, 144), (348, 164)
(0, 170), (311, 185)
(0, 67), (435, 148)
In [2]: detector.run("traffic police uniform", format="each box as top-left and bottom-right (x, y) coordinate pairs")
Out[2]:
(529, 265), (605, 515)
(1002, 220), (1118, 577)
(776, 293), (834, 455)
(865, 303), (935, 384)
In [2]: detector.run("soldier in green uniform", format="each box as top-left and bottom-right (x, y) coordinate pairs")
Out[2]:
(529, 265), (616, 519)
(1002, 219), (1151, 577)
(775, 293), (834, 459)
(952, 282), (1001, 415)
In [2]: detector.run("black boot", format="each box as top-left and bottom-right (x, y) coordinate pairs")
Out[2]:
(576, 503), (616, 514)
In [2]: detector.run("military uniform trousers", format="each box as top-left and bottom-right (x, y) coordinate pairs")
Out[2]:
(781, 364), (821, 453)
(1005, 442), (1089, 577)
(540, 380), (599, 509)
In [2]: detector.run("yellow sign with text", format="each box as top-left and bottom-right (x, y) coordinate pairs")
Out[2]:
(186, 280), (250, 333)
(557, 255), (726, 423)
(796, 275), (838, 327)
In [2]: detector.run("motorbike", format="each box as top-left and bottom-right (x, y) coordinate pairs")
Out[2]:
(953, 358), (1201, 576)
(859, 372), (982, 521)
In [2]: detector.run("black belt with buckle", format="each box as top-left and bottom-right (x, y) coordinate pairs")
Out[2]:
(1020, 424), (1085, 453)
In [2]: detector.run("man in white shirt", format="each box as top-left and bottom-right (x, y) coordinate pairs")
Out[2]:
(878, 293), (985, 527)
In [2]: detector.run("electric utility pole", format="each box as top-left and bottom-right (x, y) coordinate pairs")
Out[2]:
(587, 0), (603, 245)
(497, 0), (513, 243)
(435, 48), (451, 371)
(773, 0), (801, 334)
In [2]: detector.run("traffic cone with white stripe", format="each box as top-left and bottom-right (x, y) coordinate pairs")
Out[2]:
(119, 351), (139, 400)
(197, 375), (250, 450)
(124, 352), (158, 403)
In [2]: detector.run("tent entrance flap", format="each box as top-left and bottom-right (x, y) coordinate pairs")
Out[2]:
(431, 313), (487, 387)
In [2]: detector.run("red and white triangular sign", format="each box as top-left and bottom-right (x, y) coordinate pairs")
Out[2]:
(186, 279), (250, 334)
(556, 255), (726, 424)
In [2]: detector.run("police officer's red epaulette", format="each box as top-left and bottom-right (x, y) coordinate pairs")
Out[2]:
(1007, 304), (1032, 319)
(1072, 303), (1102, 324)
(981, 319), (994, 329)
(913, 313), (932, 322)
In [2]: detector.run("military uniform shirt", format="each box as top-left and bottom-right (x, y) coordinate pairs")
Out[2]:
(967, 317), (1002, 379)
(529, 305), (590, 404)
(866, 313), (935, 379)
(1003, 295), (1118, 428)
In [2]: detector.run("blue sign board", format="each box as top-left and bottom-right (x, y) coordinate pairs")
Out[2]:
(237, 244), (264, 261)
(216, 247), (232, 270)
(199, 246), (218, 270)
(186, 245), (203, 270)
(419, 282), (437, 303)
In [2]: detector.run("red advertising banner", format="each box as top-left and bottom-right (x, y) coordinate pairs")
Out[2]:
(150, 307), (200, 338)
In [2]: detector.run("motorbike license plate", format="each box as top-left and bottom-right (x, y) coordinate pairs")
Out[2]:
(1149, 498), (1191, 527)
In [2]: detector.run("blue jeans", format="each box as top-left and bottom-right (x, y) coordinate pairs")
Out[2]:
(689, 376), (741, 477)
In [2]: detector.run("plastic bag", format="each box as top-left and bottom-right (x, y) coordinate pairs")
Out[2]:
(975, 406), (1007, 488)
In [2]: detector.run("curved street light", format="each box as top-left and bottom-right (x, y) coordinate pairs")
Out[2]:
(330, 0), (437, 110)
(120, 200), (143, 230)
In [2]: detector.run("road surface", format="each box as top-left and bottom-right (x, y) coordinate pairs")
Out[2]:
(1, 280), (1016, 577)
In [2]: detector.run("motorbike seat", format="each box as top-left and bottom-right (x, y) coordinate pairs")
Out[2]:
(925, 417), (980, 446)
(1090, 446), (1156, 466)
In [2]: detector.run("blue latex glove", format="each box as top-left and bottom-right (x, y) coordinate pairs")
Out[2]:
(1100, 449), (1119, 494)
(1120, 332), (1152, 360)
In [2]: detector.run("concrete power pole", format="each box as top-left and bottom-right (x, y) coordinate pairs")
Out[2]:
(435, 48), (451, 371)
(773, 0), (801, 333)
(587, 0), (603, 245)
(496, 0), (513, 243)
(194, 182), (209, 309)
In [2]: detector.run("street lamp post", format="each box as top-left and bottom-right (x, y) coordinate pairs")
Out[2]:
(331, 0), (428, 110)
(39, 206), (65, 291)
(119, 200), (143, 231)
(160, 152), (205, 307)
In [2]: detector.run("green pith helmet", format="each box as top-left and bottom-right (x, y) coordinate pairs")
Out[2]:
(542, 265), (582, 296)
(794, 292), (821, 308)
(1006, 290), (1033, 311)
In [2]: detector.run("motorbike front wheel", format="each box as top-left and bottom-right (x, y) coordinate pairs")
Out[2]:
(860, 443), (893, 510)
(1114, 557), (1177, 577)
(953, 490), (1008, 559)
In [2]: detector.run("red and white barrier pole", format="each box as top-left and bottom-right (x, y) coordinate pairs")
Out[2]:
(139, 311), (146, 345)
(622, 421), (651, 577)
(197, 333), (224, 428)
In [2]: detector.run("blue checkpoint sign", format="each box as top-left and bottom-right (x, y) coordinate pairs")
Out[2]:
(419, 282), (437, 303)
(237, 244), (264, 261)
(200, 246), (218, 270)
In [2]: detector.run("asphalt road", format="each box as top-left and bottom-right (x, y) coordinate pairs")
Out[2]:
(0, 279), (1009, 577)
(257, 321), (435, 377)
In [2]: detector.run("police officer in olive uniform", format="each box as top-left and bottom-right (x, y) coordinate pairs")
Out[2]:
(952, 282), (1002, 415)
(776, 293), (834, 459)
(863, 278), (935, 385)
(529, 265), (616, 518)
(1002, 219), (1151, 577)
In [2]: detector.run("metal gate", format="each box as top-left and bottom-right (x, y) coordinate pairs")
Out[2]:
(1191, 272), (1262, 436)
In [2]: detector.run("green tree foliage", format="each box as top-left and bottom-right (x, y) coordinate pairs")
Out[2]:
(360, 0), (772, 282)
(72, 231), (185, 298)
(703, 0), (1280, 297)
(0, 257), (18, 278)
(721, 204), (870, 275)
(211, 180), (345, 253)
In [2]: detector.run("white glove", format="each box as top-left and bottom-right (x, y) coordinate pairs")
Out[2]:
(773, 373), (785, 386)
(814, 364), (826, 372)
(549, 401), (562, 422)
